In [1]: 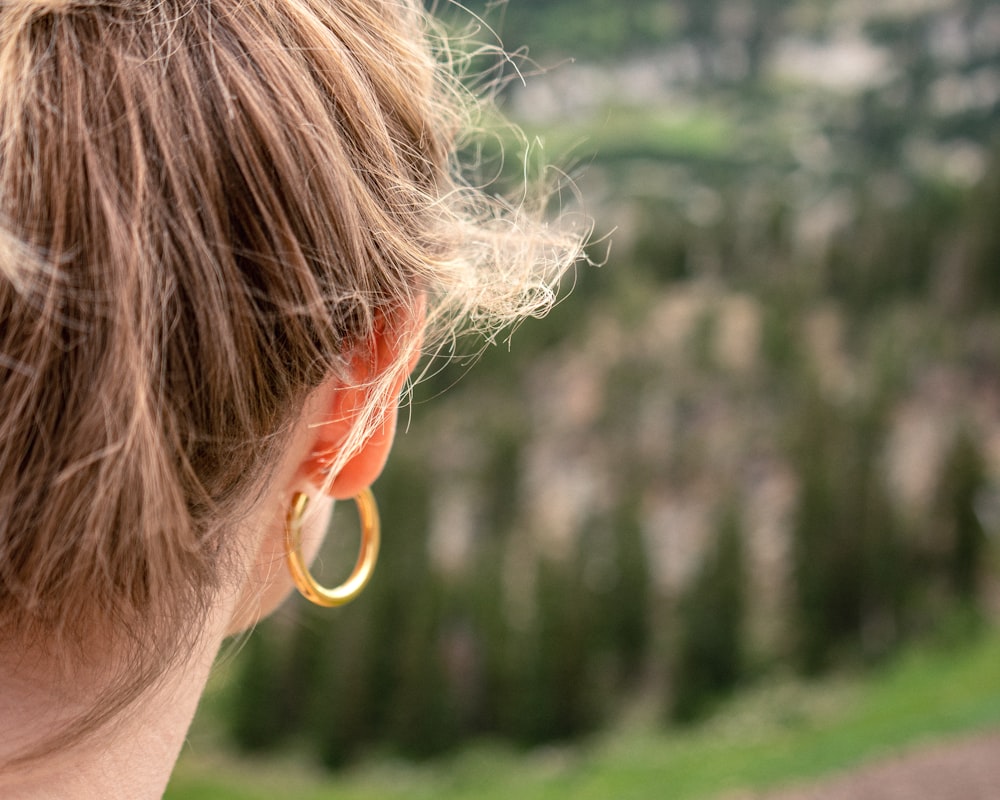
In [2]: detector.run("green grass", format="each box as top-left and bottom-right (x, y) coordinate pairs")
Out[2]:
(539, 107), (737, 164)
(468, 104), (738, 188)
(167, 629), (1000, 799)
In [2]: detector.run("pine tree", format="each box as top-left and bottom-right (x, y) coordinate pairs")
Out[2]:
(788, 384), (908, 673)
(670, 497), (746, 723)
(934, 426), (988, 604)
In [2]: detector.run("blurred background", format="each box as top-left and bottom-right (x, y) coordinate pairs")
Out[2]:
(169, 0), (1000, 797)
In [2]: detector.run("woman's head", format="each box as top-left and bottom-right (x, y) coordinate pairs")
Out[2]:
(0, 0), (582, 763)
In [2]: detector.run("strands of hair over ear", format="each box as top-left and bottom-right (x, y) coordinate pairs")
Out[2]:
(0, 0), (587, 765)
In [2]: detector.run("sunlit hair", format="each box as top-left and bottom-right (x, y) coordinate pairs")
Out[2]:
(0, 0), (584, 762)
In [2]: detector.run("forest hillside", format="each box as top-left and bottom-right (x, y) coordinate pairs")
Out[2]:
(215, 0), (1000, 767)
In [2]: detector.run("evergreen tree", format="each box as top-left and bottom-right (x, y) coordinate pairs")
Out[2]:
(788, 384), (908, 673)
(532, 554), (598, 743)
(227, 623), (290, 752)
(670, 497), (746, 723)
(934, 427), (989, 604)
(606, 495), (652, 687)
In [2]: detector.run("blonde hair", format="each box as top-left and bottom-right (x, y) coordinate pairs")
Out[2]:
(0, 0), (583, 762)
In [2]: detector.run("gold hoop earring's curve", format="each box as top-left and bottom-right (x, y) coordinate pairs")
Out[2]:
(285, 488), (380, 607)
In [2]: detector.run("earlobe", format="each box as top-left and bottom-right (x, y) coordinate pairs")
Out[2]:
(316, 402), (400, 499)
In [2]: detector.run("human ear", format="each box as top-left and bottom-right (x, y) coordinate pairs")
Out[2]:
(297, 303), (423, 499)
(225, 304), (423, 634)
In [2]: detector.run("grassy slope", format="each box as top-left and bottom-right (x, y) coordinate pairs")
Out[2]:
(167, 628), (1000, 800)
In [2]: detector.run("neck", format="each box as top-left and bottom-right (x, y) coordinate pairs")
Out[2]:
(0, 609), (231, 799)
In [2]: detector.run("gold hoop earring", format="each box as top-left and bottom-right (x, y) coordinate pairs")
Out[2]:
(285, 488), (380, 607)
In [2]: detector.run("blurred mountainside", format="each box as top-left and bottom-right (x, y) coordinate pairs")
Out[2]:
(224, 0), (1000, 765)
(432, 0), (1000, 617)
